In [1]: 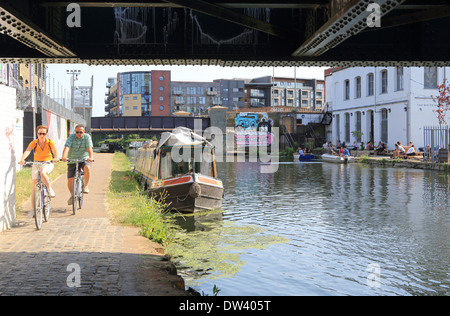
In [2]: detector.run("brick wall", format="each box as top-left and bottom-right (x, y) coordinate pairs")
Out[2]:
(0, 84), (23, 231)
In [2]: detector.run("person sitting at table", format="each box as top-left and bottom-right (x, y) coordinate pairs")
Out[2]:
(365, 141), (373, 150)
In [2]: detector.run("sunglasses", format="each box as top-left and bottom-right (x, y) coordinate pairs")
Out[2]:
(38, 133), (47, 135)
(75, 131), (84, 134)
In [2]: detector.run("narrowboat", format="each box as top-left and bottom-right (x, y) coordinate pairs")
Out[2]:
(134, 127), (223, 213)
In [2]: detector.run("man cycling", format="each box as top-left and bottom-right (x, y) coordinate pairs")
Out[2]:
(62, 124), (94, 205)
(18, 125), (59, 205)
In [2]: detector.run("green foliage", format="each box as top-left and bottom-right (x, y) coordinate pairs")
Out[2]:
(202, 285), (221, 296)
(359, 155), (369, 163)
(107, 152), (175, 246)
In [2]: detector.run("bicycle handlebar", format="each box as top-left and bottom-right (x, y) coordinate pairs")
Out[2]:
(22, 161), (53, 166)
(66, 158), (95, 163)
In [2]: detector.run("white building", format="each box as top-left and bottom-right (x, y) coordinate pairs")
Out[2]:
(325, 66), (449, 150)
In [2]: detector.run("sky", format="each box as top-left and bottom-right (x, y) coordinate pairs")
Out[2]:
(46, 64), (329, 117)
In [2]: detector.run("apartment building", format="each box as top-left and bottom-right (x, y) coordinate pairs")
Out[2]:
(171, 81), (220, 114)
(325, 66), (449, 149)
(105, 70), (171, 117)
(244, 76), (325, 110)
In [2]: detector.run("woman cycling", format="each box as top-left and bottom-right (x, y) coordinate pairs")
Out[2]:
(19, 125), (59, 204)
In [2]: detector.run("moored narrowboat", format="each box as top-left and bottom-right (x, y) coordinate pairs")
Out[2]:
(134, 127), (223, 213)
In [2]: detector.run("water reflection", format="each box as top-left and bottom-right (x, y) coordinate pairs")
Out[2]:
(187, 162), (449, 295)
(127, 150), (449, 295)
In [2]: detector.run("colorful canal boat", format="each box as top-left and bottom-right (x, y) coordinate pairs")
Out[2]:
(134, 127), (223, 213)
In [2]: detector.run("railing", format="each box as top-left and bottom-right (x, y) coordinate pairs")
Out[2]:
(423, 125), (449, 164)
(91, 116), (210, 132)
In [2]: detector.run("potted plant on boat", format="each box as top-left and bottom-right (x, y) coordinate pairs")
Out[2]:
(431, 79), (450, 163)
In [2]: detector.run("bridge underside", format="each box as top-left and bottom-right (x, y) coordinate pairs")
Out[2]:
(0, 0), (449, 66)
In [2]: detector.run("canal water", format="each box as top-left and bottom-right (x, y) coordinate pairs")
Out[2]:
(129, 150), (450, 295)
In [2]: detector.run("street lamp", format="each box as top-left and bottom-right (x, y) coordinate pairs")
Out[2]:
(66, 69), (81, 110)
(80, 88), (89, 120)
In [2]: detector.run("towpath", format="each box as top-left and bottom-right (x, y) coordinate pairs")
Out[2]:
(0, 153), (189, 296)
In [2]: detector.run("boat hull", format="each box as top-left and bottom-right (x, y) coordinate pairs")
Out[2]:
(293, 154), (315, 161)
(148, 175), (223, 213)
(321, 154), (355, 163)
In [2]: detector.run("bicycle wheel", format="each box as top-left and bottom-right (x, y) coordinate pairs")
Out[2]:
(72, 177), (78, 215)
(43, 186), (50, 222)
(78, 176), (85, 209)
(34, 185), (43, 230)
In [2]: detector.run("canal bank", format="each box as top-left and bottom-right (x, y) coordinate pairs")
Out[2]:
(0, 153), (192, 296)
(354, 156), (449, 172)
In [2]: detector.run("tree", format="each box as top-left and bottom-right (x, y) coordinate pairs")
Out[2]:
(431, 79), (450, 144)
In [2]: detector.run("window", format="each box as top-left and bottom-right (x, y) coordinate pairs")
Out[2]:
(133, 106), (138, 110)
(355, 112), (362, 142)
(159, 105), (164, 111)
(159, 76), (164, 81)
(159, 96), (164, 101)
(355, 76), (361, 98)
(381, 70), (388, 94)
(159, 86), (164, 91)
(187, 87), (196, 95)
(344, 80), (350, 100)
(345, 113), (350, 143)
(381, 109), (388, 143)
(424, 67), (438, 89)
(367, 73), (374, 96)
(396, 67), (404, 91)
(133, 96), (138, 100)
(335, 114), (340, 143)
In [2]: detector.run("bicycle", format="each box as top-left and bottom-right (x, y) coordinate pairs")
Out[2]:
(66, 158), (91, 215)
(23, 161), (53, 230)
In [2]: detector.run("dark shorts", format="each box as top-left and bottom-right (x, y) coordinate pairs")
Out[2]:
(67, 161), (91, 179)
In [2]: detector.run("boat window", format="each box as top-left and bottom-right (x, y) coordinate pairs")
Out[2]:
(160, 151), (173, 179)
(149, 151), (158, 178)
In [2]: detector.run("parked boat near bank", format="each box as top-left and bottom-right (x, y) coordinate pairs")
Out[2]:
(134, 127), (223, 213)
(293, 153), (315, 162)
(321, 153), (355, 164)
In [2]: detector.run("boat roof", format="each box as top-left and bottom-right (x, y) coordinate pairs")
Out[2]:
(156, 127), (212, 152)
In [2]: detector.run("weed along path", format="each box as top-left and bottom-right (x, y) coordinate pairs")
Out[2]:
(0, 153), (190, 296)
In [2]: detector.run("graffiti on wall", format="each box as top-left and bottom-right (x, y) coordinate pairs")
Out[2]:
(234, 113), (274, 147)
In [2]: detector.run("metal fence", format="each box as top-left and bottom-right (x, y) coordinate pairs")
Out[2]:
(423, 126), (449, 164)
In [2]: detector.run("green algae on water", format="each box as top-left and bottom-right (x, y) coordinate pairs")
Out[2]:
(166, 219), (289, 285)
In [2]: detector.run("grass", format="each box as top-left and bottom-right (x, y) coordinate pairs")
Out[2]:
(15, 161), (66, 216)
(107, 152), (175, 246)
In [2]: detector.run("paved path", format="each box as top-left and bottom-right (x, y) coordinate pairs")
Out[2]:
(0, 153), (189, 296)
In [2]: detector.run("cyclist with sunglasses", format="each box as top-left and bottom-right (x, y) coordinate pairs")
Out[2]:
(62, 124), (94, 205)
(19, 125), (59, 202)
